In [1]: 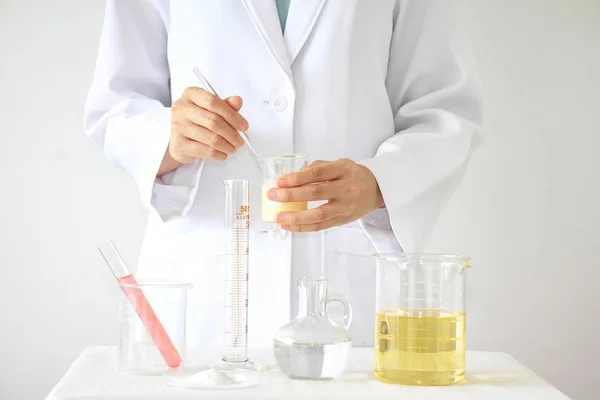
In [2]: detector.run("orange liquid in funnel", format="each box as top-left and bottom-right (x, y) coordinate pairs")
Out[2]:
(118, 274), (182, 368)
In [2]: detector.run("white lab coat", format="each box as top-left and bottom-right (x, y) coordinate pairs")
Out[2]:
(84, 0), (483, 355)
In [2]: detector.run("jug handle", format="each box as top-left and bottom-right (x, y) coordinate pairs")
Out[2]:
(327, 293), (353, 330)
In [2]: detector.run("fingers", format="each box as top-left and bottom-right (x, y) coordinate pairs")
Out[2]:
(179, 121), (237, 155)
(281, 215), (349, 233)
(277, 159), (352, 187)
(308, 160), (328, 167)
(276, 203), (340, 225)
(185, 87), (248, 131)
(169, 137), (227, 163)
(224, 96), (243, 112)
(267, 180), (348, 202)
(185, 108), (244, 149)
(298, 159), (327, 171)
(171, 88), (250, 165)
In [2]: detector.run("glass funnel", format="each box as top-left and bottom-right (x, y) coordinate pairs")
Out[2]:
(373, 253), (471, 386)
(261, 154), (308, 240)
(273, 277), (352, 380)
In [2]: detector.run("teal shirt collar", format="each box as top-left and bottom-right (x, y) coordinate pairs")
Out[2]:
(275, 0), (291, 33)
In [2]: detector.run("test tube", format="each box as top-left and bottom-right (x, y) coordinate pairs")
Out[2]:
(98, 241), (182, 369)
(222, 180), (251, 365)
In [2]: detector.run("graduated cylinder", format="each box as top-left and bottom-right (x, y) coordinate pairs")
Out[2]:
(223, 179), (250, 364)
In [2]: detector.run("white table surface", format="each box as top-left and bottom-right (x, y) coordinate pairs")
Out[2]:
(46, 346), (571, 400)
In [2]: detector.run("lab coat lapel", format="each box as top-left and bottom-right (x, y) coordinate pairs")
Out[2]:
(242, 0), (292, 82)
(284, 0), (327, 63)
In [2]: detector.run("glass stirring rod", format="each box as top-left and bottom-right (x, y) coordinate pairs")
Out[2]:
(192, 66), (272, 173)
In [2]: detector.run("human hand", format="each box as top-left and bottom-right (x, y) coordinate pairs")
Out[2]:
(267, 159), (385, 232)
(160, 87), (249, 175)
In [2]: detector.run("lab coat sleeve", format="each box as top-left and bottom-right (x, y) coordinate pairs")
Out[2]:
(83, 0), (201, 222)
(357, 1), (484, 253)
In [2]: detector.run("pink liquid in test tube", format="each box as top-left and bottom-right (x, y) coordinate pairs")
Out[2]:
(99, 242), (182, 369)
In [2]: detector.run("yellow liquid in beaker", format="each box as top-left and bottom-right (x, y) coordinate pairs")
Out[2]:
(261, 184), (307, 222)
(374, 309), (466, 386)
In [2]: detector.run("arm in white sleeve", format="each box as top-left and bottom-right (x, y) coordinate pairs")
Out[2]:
(83, 0), (202, 222)
(358, 1), (484, 253)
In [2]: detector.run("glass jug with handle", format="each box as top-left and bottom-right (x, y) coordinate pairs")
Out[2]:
(273, 277), (352, 380)
(374, 253), (471, 386)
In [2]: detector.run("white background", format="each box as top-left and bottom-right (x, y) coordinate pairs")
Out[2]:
(0, 0), (598, 399)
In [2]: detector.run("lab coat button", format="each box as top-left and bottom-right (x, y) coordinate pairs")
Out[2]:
(271, 95), (287, 112)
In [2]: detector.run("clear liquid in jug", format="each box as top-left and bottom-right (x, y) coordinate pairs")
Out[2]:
(274, 340), (351, 380)
(374, 309), (466, 385)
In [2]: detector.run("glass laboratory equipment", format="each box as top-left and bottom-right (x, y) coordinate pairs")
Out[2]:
(169, 180), (262, 390)
(373, 253), (471, 386)
(220, 179), (260, 370)
(273, 277), (352, 380)
(261, 154), (309, 240)
(98, 241), (191, 374)
(117, 279), (191, 375)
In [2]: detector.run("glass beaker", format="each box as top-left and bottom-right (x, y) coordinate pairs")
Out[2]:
(117, 279), (192, 375)
(374, 253), (471, 386)
(273, 277), (352, 380)
(261, 154), (308, 240)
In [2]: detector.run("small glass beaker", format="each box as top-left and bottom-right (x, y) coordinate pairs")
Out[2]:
(273, 277), (352, 380)
(374, 253), (471, 386)
(261, 154), (308, 239)
(117, 279), (192, 375)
